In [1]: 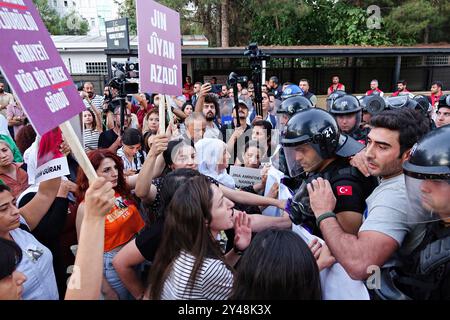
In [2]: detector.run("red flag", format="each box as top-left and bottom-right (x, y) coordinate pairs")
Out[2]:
(337, 186), (353, 196)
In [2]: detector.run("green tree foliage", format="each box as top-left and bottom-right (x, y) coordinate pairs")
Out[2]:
(32, 0), (89, 35)
(385, 0), (449, 44)
(60, 11), (90, 36)
(114, 0), (450, 46)
(32, 0), (62, 34)
(116, 0), (137, 34)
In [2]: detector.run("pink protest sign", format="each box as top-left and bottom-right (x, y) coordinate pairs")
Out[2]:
(0, 0), (85, 136)
(136, 0), (182, 96)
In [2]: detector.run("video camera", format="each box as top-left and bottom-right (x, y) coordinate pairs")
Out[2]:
(244, 43), (270, 117)
(104, 61), (140, 135)
(228, 72), (248, 86)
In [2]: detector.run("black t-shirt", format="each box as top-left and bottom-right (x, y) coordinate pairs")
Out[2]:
(98, 129), (118, 149)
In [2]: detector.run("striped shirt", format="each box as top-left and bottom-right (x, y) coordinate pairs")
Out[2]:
(83, 94), (104, 112)
(83, 127), (100, 151)
(161, 251), (233, 300)
(117, 147), (146, 172)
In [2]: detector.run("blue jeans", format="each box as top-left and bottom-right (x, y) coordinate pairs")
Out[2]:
(103, 248), (134, 300)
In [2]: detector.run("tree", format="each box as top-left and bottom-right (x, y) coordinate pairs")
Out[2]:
(116, 0), (137, 35)
(32, 0), (62, 34)
(60, 12), (90, 36)
(33, 0), (89, 35)
(385, 0), (448, 44)
(221, 0), (229, 47)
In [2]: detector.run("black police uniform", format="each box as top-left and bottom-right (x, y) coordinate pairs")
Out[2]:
(297, 157), (377, 237)
(281, 108), (378, 237)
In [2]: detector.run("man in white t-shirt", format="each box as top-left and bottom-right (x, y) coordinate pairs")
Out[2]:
(308, 108), (429, 281)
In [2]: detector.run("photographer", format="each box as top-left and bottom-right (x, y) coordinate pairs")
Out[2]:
(102, 85), (119, 130)
(98, 106), (131, 153)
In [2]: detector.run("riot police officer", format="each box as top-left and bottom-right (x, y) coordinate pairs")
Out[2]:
(377, 125), (450, 299)
(282, 108), (377, 236)
(329, 94), (369, 144)
(271, 95), (313, 191)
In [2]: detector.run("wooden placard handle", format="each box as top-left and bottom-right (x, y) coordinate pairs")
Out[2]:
(59, 120), (97, 183)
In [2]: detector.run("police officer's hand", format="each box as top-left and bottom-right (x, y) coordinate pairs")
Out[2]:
(307, 177), (336, 218)
(350, 148), (370, 177)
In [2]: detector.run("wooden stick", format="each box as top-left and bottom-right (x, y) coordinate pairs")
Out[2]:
(59, 120), (97, 183)
(165, 95), (174, 124)
(159, 94), (165, 133)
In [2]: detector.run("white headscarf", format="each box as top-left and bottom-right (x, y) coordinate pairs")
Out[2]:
(195, 138), (235, 189)
(0, 114), (11, 138)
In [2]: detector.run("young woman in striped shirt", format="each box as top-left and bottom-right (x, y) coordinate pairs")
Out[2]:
(148, 176), (251, 300)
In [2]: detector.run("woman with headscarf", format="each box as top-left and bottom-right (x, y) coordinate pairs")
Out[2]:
(0, 114), (23, 163)
(195, 138), (235, 189)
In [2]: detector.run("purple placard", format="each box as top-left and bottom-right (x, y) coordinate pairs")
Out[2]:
(0, 0), (85, 136)
(136, 0), (182, 96)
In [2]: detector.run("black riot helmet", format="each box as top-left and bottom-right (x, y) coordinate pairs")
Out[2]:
(413, 95), (432, 115)
(277, 95), (312, 116)
(326, 90), (346, 111)
(330, 94), (362, 114)
(403, 125), (450, 223)
(360, 95), (387, 116)
(281, 108), (363, 177)
(330, 94), (362, 134)
(281, 109), (338, 176)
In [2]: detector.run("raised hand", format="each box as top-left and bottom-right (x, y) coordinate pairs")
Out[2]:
(233, 210), (252, 252)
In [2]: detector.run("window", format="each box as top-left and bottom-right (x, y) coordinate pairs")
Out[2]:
(53, 0), (57, 7)
(64, 1), (68, 7)
(425, 56), (450, 66)
(85, 62), (108, 74)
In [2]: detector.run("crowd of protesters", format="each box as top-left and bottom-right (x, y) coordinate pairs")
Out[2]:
(0, 72), (449, 301)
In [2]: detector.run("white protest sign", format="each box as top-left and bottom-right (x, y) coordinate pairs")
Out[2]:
(229, 165), (262, 188)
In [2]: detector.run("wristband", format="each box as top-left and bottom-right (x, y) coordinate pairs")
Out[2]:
(316, 211), (336, 227)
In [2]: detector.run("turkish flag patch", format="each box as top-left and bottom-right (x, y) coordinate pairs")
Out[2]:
(337, 186), (353, 196)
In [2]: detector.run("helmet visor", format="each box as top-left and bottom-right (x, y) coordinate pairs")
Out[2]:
(276, 113), (290, 133)
(405, 175), (450, 224)
(283, 143), (323, 178)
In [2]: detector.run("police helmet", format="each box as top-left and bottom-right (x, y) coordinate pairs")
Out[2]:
(413, 95), (432, 115)
(281, 108), (339, 158)
(403, 125), (450, 223)
(277, 95), (312, 116)
(360, 95), (387, 115)
(281, 84), (304, 100)
(326, 90), (346, 111)
(330, 94), (362, 114)
(403, 125), (450, 180)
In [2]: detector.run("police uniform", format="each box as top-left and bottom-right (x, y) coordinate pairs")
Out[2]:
(281, 108), (378, 236)
(297, 157), (377, 237)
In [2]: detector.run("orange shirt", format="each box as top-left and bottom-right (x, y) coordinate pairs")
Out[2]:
(103, 193), (145, 252)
